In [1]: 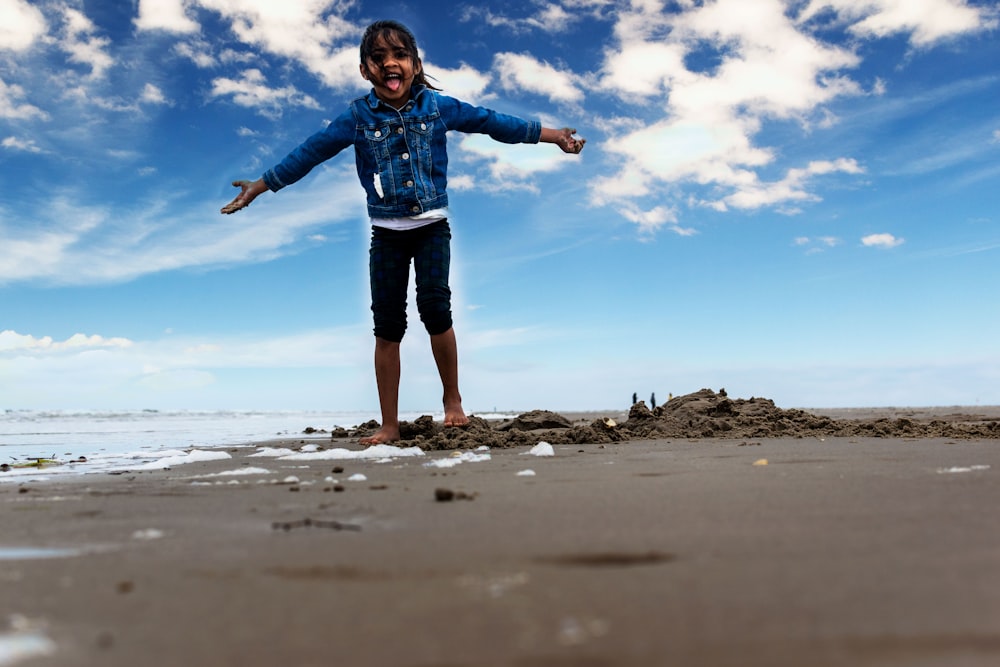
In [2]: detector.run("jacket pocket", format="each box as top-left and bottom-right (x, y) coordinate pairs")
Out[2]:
(364, 125), (393, 168)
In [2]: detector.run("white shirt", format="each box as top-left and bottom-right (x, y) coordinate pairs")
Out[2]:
(371, 208), (448, 231)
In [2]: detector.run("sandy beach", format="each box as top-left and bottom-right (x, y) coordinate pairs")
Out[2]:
(3, 392), (1000, 666)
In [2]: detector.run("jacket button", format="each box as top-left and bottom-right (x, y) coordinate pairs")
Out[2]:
(411, 205), (420, 213)
(402, 152), (409, 160)
(396, 127), (404, 134)
(405, 180), (413, 187)
(374, 130), (381, 137)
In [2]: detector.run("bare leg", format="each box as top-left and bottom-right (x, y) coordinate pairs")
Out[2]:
(430, 327), (469, 427)
(360, 337), (402, 445)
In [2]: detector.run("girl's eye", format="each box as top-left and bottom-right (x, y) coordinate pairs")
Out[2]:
(369, 50), (408, 66)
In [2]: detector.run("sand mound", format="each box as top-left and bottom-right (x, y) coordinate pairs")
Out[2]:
(344, 388), (1000, 450)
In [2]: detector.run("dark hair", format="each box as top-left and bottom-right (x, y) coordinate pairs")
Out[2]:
(359, 20), (440, 91)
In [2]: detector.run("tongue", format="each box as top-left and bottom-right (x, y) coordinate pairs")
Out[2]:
(386, 78), (401, 92)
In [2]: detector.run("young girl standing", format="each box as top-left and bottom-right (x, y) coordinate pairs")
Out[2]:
(222, 20), (585, 445)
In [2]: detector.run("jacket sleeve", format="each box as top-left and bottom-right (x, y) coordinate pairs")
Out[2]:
(262, 109), (355, 191)
(436, 93), (541, 145)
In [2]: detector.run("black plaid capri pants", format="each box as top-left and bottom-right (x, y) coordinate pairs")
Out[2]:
(368, 219), (453, 343)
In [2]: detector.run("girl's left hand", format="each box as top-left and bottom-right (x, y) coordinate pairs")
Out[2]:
(556, 127), (586, 154)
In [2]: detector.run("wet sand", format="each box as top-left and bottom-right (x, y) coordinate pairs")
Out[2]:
(3, 403), (1000, 666)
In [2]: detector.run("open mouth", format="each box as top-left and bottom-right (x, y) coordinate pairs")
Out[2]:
(384, 72), (402, 92)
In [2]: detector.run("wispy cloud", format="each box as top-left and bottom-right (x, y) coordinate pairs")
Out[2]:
(0, 79), (48, 120)
(0, 326), (373, 409)
(795, 235), (842, 254)
(0, 166), (364, 287)
(459, 1), (613, 34)
(798, 0), (996, 46)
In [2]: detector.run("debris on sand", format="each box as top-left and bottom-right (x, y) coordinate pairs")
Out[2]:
(344, 388), (1000, 451)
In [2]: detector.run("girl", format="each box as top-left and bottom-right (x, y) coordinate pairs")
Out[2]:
(222, 19), (585, 445)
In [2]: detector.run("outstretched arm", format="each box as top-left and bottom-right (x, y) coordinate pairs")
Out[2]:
(220, 178), (268, 214)
(540, 127), (586, 154)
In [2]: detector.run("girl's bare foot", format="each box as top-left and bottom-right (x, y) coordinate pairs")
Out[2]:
(444, 400), (469, 428)
(359, 425), (400, 445)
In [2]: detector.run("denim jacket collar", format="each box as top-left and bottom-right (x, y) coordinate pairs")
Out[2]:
(364, 84), (429, 111)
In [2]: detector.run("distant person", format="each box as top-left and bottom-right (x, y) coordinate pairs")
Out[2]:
(632, 392), (638, 405)
(650, 392), (657, 409)
(221, 19), (585, 445)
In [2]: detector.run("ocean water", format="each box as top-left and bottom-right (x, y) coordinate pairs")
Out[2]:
(0, 409), (468, 480)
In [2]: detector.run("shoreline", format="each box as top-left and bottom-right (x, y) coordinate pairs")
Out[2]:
(4, 392), (1000, 483)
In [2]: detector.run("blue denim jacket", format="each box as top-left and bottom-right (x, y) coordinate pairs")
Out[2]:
(262, 86), (542, 218)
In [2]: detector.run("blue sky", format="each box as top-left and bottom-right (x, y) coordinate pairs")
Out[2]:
(1, 0), (998, 413)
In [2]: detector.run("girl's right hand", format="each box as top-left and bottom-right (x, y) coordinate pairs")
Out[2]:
(221, 179), (267, 214)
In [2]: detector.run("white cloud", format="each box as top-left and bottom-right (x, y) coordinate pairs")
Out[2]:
(992, 129), (1000, 144)
(174, 40), (218, 68)
(448, 174), (476, 191)
(494, 52), (583, 104)
(59, 7), (115, 79)
(593, 113), (779, 210)
(718, 158), (864, 210)
(591, 0), (988, 234)
(597, 40), (688, 98)
(461, 2), (595, 34)
(618, 204), (686, 236)
(0, 78), (48, 120)
(0, 0), (47, 51)
(0, 330), (133, 353)
(0, 327), (371, 409)
(861, 233), (904, 248)
(426, 62), (493, 104)
(219, 48), (257, 65)
(140, 83), (168, 105)
(799, 0), (996, 46)
(210, 68), (320, 117)
(2, 135), (40, 152)
(134, 0), (200, 34)
(193, 0), (360, 89)
(456, 134), (577, 192)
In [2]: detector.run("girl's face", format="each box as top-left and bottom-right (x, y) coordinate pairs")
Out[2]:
(360, 33), (422, 108)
